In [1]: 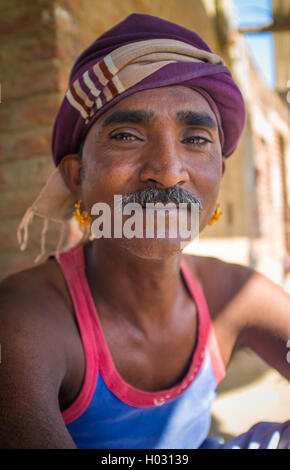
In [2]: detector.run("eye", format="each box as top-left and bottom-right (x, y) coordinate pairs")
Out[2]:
(110, 132), (139, 142)
(184, 136), (212, 146)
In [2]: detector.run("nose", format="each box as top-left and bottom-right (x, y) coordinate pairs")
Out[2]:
(139, 133), (189, 188)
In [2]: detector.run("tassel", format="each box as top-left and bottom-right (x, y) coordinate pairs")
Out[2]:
(34, 217), (49, 264)
(55, 221), (66, 262)
(78, 223), (91, 246)
(17, 207), (35, 251)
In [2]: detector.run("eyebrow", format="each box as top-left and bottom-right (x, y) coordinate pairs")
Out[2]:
(176, 110), (217, 129)
(101, 109), (217, 129)
(102, 110), (155, 127)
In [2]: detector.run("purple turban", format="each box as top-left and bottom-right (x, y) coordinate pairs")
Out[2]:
(52, 13), (246, 166)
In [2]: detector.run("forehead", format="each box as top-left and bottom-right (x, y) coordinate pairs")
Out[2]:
(96, 85), (217, 126)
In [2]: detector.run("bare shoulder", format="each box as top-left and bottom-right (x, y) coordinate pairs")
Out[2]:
(0, 255), (81, 392)
(182, 253), (258, 365)
(182, 252), (255, 320)
(0, 257), (75, 385)
(182, 251), (287, 332)
(0, 257), (74, 332)
(182, 253), (290, 376)
(0, 259), (78, 447)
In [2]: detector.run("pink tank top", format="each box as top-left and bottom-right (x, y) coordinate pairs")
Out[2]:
(51, 242), (226, 448)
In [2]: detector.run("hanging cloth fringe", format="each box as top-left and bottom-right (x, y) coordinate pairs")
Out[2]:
(17, 167), (83, 263)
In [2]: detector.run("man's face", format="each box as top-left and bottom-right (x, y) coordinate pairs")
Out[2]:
(68, 85), (225, 259)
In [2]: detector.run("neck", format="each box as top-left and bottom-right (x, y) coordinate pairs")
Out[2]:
(84, 239), (193, 332)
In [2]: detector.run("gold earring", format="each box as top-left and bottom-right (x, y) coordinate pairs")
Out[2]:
(73, 200), (92, 227)
(208, 203), (222, 226)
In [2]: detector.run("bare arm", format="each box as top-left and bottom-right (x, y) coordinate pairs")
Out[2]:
(0, 273), (77, 449)
(235, 268), (290, 381)
(195, 255), (290, 380)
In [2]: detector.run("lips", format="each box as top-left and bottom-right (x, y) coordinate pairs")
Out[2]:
(141, 202), (189, 210)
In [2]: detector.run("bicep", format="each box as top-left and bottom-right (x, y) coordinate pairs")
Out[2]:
(0, 277), (77, 448)
(236, 271), (290, 380)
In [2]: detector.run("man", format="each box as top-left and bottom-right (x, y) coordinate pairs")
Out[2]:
(0, 14), (289, 449)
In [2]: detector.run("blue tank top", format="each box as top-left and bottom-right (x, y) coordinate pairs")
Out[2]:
(53, 243), (225, 449)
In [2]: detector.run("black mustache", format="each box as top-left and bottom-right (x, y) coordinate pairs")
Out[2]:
(121, 186), (203, 211)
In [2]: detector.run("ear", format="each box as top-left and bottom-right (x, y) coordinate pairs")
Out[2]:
(58, 154), (82, 198)
(221, 155), (226, 177)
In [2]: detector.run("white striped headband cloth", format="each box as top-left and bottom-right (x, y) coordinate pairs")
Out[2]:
(65, 38), (224, 123)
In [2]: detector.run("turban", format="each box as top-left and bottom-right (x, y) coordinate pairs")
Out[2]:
(53, 13), (245, 164)
(17, 13), (246, 261)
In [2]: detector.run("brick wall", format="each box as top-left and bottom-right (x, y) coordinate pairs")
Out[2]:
(246, 60), (289, 281)
(0, 1), (63, 277)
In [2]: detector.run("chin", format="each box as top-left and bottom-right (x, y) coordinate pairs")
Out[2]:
(90, 209), (199, 259)
(117, 235), (194, 260)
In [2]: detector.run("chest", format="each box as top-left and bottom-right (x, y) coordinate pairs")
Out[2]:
(99, 305), (198, 392)
(58, 257), (237, 410)
(60, 298), (198, 411)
